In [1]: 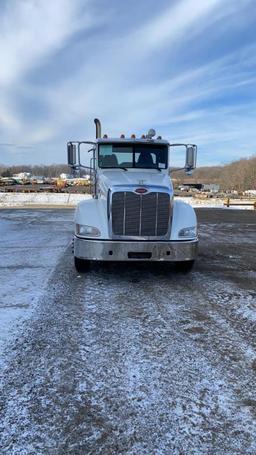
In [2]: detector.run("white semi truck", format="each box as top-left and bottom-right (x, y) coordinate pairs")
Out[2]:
(68, 119), (198, 272)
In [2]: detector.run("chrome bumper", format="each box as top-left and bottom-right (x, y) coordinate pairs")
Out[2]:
(74, 237), (198, 262)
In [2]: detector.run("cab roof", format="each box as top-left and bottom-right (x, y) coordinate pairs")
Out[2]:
(96, 137), (169, 145)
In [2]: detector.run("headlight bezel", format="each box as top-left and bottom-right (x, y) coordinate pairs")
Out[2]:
(178, 226), (197, 238)
(75, 223), (101, 237)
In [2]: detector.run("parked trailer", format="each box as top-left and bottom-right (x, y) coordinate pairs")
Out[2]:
(68, 119), (198, 272)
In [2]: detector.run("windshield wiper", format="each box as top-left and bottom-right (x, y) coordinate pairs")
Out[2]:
(137, 167), (162, 172)
(102, 167), (127, 171)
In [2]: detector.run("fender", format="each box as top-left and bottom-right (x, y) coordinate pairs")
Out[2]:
(75, 198), (109, 239)
(171, 200), (197, 240)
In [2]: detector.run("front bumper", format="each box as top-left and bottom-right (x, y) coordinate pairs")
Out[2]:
(74, 236), (198, 262)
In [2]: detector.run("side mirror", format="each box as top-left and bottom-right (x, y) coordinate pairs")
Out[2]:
(185, 145), (197, 172)
(67, 143), (77, 166)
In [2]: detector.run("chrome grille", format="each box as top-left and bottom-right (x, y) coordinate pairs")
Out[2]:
(112, 191), (170, 237)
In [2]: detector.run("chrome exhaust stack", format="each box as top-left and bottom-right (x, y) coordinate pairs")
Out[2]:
(94, 118), (102, 139)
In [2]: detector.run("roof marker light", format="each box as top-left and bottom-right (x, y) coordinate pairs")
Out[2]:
(120, 134), (125, 138)
(141, 134), (146, 139)
(131, 134), (136, 138)
(103, 134), (108, 138)
(157, 136), (162, 140)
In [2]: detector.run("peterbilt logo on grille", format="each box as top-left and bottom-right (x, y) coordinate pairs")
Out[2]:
(135, 188), (148, 194)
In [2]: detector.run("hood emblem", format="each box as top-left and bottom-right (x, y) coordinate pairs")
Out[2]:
(135, 188), (148, 194)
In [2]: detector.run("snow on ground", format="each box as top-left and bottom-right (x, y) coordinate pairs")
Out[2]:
(0, 192), (90, 207)
(0, 208), (255, 453)
(176, 195), (224, 208)
(176, 196), (255, 209)
(0, 209), (74, 366)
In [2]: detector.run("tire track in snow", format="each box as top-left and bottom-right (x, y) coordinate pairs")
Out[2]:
(0, 251), (256, 454)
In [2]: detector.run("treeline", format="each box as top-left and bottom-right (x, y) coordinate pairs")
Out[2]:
(0, 164), (70, 178)
(179, 155), (256, 191)
(1, 155), (256, 190)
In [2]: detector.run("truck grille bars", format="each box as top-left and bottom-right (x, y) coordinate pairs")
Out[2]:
(111, 191), (171, 237)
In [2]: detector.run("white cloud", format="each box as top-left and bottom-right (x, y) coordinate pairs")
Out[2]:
(135, 0), (222, 52)
(0, 0), (91, 86)
(0, 102), (21, 130)
(0, 0), (95, 146)
(0, 0), (255, 165)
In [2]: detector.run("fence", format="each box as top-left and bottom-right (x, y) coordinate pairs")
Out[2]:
(224, 198), (256, 209)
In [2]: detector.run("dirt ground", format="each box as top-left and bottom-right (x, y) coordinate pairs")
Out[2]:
(0, 208), (255, 454)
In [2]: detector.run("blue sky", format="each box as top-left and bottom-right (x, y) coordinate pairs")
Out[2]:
(0, 0), (256, 166)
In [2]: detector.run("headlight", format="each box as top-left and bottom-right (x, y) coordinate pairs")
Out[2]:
(76, 224), (101, 237)
(178, 226), (197, 238)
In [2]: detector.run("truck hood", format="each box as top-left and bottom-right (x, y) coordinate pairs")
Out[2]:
(99, 169), (172, 194)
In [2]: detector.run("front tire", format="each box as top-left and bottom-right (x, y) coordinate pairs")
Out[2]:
(175, 260), (195, 273)
(74, 256), (90, 272)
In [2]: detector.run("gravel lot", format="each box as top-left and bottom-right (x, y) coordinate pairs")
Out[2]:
(0, 208), (255, 454)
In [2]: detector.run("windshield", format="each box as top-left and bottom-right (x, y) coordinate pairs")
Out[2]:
(98, 143), (168, 169)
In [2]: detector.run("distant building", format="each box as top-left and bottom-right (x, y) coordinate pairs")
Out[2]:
(202, 184), (220, 193)
(179, 183), (203, 191)
(179, 182), (220, 192)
